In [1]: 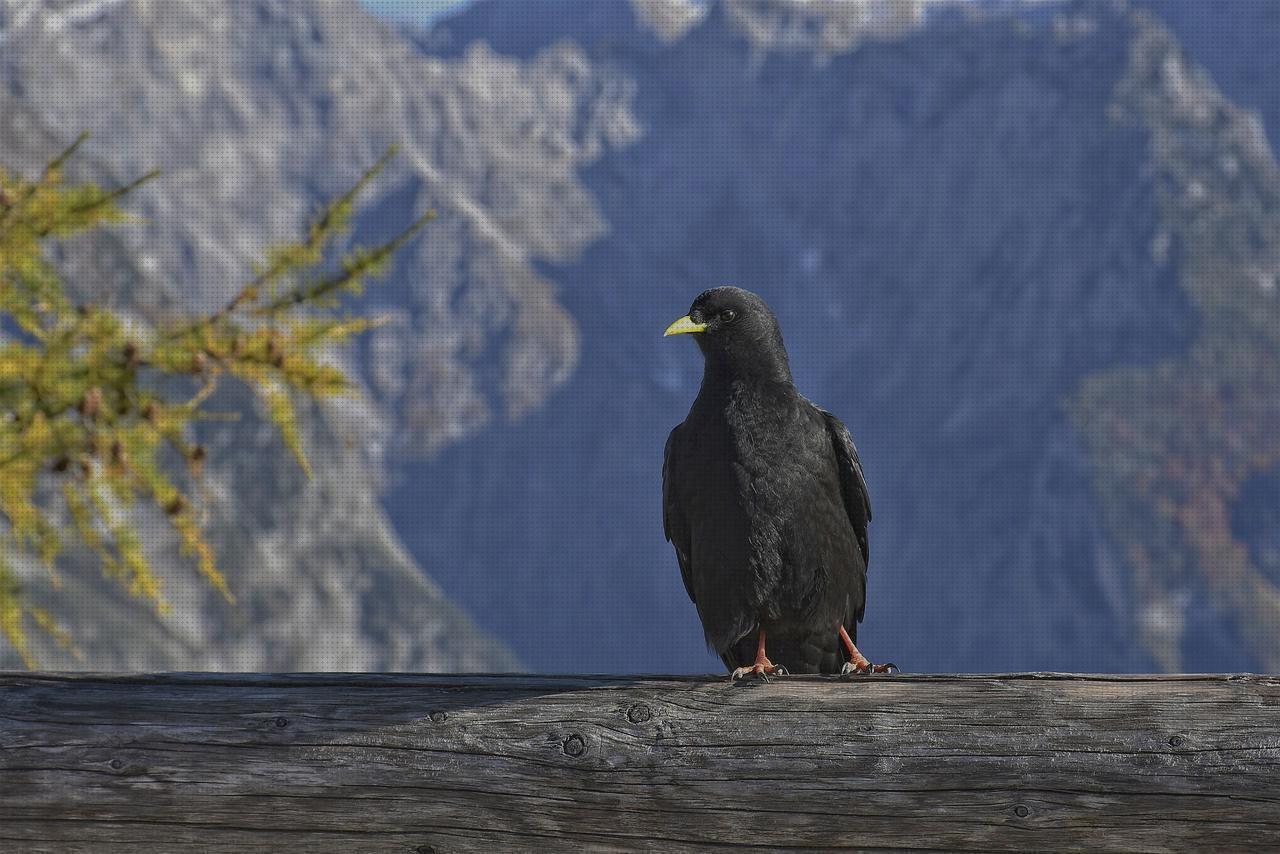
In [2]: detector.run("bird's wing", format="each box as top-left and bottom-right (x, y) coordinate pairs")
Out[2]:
(662, 424), (697, 605)
(819, 408), (871, 568)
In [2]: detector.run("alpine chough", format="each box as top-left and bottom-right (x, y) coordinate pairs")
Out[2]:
(663, 287), (894, 679)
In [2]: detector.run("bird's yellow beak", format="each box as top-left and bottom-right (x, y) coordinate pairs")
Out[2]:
(664, 315), (707, 336)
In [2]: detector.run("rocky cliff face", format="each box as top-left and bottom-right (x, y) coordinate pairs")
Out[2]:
(406, 0), (1280, 673)
(0, 0), (642, 669)
(3, 0), (1277, 674)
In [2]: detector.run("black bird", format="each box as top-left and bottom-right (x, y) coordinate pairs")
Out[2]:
(662, 287), (894, 678)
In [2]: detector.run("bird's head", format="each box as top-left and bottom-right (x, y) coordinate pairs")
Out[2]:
(664, 287), (791, 383)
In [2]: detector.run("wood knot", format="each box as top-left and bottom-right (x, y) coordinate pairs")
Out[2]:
(429, 710), (448, 724)
(109, 759), (124, 770)
(626, 703), (652, 724)
(1013, 804), (1031, 818)
(1167, 734), (1184, 748)
(413, 846), (437, 854)
(274, 716), (289, 728)
(562, 733), (587, 757)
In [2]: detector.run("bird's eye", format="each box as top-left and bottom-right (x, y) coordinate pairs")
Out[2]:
(719, 309), (737, 323)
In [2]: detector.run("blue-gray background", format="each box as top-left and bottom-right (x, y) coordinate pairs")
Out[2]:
(3, 0), (1278, 674)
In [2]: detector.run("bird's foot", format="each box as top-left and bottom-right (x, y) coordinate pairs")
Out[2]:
(731, 661), (788, 682)
(836, 627), (897, 678)
(840, 659), (899, 677)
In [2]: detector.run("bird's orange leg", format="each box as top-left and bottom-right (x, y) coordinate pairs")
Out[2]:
(731, 629), (788, 681)
(838, 625), (896, 676)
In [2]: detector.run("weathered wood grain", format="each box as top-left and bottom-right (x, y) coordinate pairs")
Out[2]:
(1, 673), (1277, 852)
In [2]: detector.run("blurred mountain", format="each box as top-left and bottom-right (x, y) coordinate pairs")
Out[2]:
(408, 0), (1280, 673)
(2, 0), (1278, 674)
(0, 0), (643, 670)
(1142, 0), (1280, 153)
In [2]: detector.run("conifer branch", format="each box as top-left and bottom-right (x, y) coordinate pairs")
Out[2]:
(0, 139), (426, 665)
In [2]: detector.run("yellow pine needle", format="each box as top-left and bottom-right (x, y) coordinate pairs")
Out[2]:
(0, 141), (426, 666)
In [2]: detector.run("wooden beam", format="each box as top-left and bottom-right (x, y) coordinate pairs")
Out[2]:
(2, 673), (1277, 851)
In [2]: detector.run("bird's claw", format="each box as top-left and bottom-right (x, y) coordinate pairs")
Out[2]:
(731, 662), (788, 682)
(840, 660), (898, 678)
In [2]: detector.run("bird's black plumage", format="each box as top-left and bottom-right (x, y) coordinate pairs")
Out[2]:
(662, 287), (881, 676)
